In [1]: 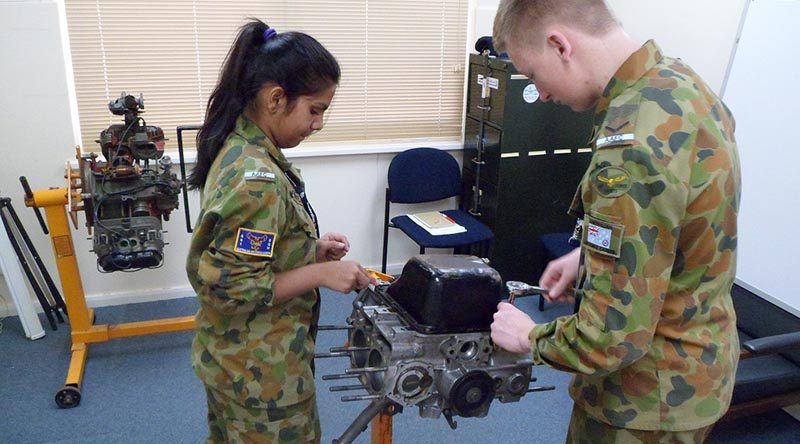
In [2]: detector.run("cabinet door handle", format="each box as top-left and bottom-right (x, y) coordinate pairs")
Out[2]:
(468, 209), (482, 217)
(476, 105), (491, 111)
(471, 158), (486, 166)
(471, 186), (483, 196)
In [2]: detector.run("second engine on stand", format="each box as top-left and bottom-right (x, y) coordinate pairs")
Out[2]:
(323, 255), (553, 443)
(73, 93), (181, 272)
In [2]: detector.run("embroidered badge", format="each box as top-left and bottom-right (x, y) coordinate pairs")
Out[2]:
(591, 166), (632, 198)
(234, 228), (276, 257)
(604, 120), (630, 134)
(582, 214), (624, 258)
(596, 133), (635, 148)
(587, 223), (612, 250)
(244, 170), (276, 182)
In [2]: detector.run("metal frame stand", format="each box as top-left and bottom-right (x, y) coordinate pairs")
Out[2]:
(24, 187), (194, 408)
(371, 409), (393, 444)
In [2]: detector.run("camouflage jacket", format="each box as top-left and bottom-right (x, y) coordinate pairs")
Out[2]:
(529, 40), (741, 431)
(187, 115), (319, 410)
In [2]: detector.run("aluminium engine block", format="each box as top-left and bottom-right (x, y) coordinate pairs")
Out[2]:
(325, 255), (552, 443)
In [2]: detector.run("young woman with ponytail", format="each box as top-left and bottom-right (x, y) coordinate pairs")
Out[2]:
(186, 19), (374, 443)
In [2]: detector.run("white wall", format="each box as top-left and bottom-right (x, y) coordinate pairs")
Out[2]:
(0, 0), (748, 314)
(724, 0), (800, 316)
(472, 0), (747, 94)
(0, 0), (82, 311)
(607, 0), (747, 94)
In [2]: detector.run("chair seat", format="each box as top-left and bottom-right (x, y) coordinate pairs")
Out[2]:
(539, 232), (574, 259)
(391, 209), (493, 249)
(733, 330), (800, 404)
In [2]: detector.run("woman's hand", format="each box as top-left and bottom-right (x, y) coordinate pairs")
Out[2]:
(318, 260), (376, 293)
(316, 231), (350, 262)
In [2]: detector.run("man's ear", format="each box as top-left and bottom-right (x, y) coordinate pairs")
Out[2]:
(547, 31), (572, 61)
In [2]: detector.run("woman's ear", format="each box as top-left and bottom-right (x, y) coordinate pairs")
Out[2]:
(261, 85), (286, 114)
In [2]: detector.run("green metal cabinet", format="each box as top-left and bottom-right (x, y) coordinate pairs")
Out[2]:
(461, 53), (594, 283)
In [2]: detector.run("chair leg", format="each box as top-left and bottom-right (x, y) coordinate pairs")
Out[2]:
(381, 188), (391, 273)
(419, 246), (425, 255)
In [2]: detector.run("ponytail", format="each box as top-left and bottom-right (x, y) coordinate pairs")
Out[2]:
(188, 19), (340, 189)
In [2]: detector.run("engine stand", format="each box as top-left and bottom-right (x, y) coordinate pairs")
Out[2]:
(371, 408), (393, 444)
(24, 187), (194, 408)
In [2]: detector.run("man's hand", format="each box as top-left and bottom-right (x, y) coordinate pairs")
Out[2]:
(491, 302), (536, 354)
(316, 232), (350, 262)
(539, 247), (580, 302)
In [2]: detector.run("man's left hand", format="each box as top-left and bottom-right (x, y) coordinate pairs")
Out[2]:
(491, 302), (536, 354)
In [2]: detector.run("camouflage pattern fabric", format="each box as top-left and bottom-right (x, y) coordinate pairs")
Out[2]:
(187, 115), (320, 438)
(565, 404), (713, 444)
(529, 40), (741, 431)
(205, 387), (320, 444)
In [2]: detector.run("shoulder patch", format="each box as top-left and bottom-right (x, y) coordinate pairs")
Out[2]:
(244, 170), (276, 182)
(582, 214), (624, 258)
(591, 166), (632, 198)
(234, 228), (276, 257)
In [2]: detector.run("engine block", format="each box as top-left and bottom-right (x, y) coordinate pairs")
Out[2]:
(327, 255), (551, 443)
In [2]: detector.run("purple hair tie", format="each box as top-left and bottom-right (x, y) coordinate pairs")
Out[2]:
(263, 27), (278, 43)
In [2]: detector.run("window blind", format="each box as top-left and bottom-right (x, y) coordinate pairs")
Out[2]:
(64, 0), (468, 152)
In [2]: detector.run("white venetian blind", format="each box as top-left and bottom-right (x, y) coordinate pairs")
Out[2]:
(64, 0), (468, 151)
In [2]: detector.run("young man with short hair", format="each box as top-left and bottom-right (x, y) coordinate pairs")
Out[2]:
(489, 1), (741, 442)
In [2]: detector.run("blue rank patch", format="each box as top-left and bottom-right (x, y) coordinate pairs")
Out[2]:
(234, 228), (276, 257)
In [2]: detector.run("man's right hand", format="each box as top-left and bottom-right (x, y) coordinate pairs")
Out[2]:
(539, 247), (581, 302)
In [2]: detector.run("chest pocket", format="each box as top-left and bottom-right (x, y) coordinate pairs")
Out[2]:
(287, 190), (318, 239)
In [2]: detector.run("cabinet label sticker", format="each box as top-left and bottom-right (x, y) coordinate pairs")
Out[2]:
(523, 84), (539, 103)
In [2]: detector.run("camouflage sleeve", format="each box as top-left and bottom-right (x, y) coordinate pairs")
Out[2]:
(529, 112), (691, 375)
(194, 170), (285, 316)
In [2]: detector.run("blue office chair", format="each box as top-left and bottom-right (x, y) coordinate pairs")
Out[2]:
(380, 148), (493, 273)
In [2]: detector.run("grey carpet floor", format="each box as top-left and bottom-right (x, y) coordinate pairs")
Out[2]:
(1, 290), (798, 443)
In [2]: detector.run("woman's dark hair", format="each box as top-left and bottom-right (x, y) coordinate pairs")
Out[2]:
(188, 19), (340, 189)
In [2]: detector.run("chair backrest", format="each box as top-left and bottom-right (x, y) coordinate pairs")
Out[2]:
(387, 148), (461, 204)
(733, 284), (800, 366)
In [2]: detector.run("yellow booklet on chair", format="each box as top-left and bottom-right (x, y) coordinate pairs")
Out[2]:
(411, 211), (456, 229)
(407, 211), (466, 236)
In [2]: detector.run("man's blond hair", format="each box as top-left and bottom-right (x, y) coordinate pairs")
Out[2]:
(493, 0), (618, 52)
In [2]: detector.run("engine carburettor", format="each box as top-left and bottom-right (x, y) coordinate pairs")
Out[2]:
(77, 93), (180, 272)
(327, 255), (549, 443)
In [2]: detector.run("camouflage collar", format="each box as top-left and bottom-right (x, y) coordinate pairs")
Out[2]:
(233, 115), (292, 171)
(594, 40), (664, 121)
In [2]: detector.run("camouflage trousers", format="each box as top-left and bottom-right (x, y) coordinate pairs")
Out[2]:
(566, 405), (714, 444)
(204, 387), (321, 444)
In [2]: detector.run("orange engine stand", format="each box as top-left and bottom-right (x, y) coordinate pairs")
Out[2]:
(26, 187), (195, 408)
(371, 409), (393, 444)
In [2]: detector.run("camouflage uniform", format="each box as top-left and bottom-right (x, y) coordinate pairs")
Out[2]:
(529, 40), (741, 437)
(187, 115), (321, 443)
